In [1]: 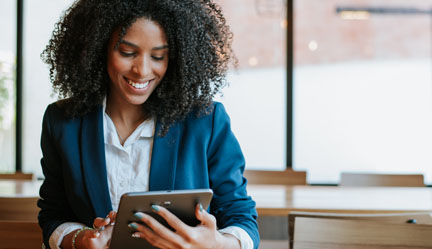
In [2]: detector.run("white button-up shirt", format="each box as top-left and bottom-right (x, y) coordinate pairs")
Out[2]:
(103, 105), (154, 211)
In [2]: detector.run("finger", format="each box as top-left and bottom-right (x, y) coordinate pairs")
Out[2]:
(195, 203), (217, 229)
(111, 211), (117, 221)
(93, 217), (111, 231)
(107, 211), (117, 225)
(149, 205), (191, 235)
(96, 225), (114, 247)
(133, 212), (184, 244)
(130, 223), (177, 249)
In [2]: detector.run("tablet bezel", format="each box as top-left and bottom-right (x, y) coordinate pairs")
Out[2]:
(109, 189), (213, 249)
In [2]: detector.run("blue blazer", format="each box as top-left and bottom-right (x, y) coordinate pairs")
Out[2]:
(38, 101), (259, 248)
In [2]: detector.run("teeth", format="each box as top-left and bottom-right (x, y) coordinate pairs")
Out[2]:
(128, 79), (149, 89)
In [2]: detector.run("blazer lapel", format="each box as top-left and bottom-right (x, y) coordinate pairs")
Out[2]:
(149, 121), (180, 190)
(81, 106), (112, 217)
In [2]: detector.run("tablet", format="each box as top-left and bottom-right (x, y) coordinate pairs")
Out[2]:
(109, 189), (213, 249)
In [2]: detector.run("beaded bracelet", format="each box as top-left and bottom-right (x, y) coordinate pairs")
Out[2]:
(72, 227), (93, 249)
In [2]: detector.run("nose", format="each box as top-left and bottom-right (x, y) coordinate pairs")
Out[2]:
(132, 56), (151, 77)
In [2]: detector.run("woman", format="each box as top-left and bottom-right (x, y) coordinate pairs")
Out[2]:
(38, 0), (259, 248)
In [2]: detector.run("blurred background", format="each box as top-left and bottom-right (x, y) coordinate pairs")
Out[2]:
(1, 0), (431, 184)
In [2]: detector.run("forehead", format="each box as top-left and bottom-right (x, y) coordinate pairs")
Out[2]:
(112, 18), (168, 46)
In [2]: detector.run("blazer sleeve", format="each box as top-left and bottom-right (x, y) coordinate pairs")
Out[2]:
(207, 103), (260, 248)
(37, 104), (78, 248)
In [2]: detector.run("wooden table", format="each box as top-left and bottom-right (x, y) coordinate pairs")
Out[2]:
(0, 179), (42, 197)
(4, 181), (429, 249)
(1, 180), (432, 216)
(0, 180), (42, 220)
(247, 184), (432, 216)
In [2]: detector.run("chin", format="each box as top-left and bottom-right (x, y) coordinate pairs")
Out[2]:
(126, 95), (151, 106)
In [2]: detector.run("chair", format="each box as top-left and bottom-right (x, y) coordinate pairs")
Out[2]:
(244, 169), (306, 247)
(0, 197), (39, 221)
(340, 172), (424, 187)
(288, 211), (432, 249)
(244, 169), (306, 248)
(292, 217), (432, 249)
(0, 220), (43, 249)
(244, 169), (307, 185)
(0, 172), (33, 180)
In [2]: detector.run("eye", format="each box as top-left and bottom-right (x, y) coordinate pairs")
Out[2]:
(152, 56), (165, 61)
(119, 51), (135, 57)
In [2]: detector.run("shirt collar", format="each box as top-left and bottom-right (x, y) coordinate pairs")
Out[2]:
(102, 97), (155, 147)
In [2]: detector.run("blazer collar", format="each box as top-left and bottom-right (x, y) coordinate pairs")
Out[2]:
(81, 105), (113, 217)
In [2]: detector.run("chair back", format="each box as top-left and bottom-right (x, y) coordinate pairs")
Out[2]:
(244, 169), (307, 185)
(0, 173), (33, 180)
(0, 220), (43, 249)
(340, 172), (424, 187)
(0, 197), (39, 221)
(293, 217), (432, 249)
(288, 211), (432, 249)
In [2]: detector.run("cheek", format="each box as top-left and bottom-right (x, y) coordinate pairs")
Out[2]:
(155, 61), (169, 77)
(108, 56), (130, 76)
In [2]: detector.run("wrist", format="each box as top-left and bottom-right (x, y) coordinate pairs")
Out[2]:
(72, 227), (93, 249)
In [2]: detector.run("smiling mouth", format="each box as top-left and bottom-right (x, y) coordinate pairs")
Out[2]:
(126, 78), (150, 89)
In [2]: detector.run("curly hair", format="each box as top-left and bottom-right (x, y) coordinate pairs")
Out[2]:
(42, 0), (235, 135)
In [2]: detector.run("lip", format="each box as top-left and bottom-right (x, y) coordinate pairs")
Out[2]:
(123, 76), (153, 91)
(124, 76), (154, 84)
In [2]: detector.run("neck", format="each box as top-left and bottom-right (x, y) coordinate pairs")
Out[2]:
(106, 94), (147, 129)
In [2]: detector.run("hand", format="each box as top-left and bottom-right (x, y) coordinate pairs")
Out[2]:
(62, 211), (117, 249)
(77, 210), (116, 249)
(129, 204), (241, 249)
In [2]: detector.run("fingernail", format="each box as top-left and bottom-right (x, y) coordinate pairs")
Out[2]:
(132, 233), (140, 238)
(94, 231), (100, 237)
(134, 212), (144, 219)
(128, 223), (139, 230)
(199, 203), (203, 212)
(151, 205), (160, 212)
(104, 217), (110, 223)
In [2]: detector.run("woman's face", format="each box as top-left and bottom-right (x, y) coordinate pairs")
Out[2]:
(107, 18), (169, 106)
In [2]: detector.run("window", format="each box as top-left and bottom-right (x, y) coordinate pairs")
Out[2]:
(0, 0), (16, 173)
(22, 0), (74, 176)
(8, 0), (432, 185)
(293, 0), (432, 184)
(217, 0), (288, 170)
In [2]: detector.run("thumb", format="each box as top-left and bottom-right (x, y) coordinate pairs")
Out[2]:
(195, 203), (217, 229)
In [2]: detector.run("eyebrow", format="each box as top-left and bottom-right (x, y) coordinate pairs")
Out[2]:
(119, 39), (169, 50)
